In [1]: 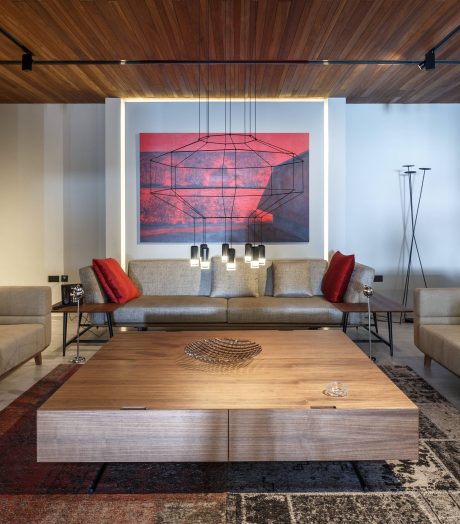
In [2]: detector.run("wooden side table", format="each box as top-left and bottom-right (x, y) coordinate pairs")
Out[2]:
(334, 293), (412, 356)
(52, 302), (120, 356)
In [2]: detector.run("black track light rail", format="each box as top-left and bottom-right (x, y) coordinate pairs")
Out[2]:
(432, 24), (460, 53)
(1, 24), (459, 68)
(0, 25), (32, 54)
(1, 58), (460, 66)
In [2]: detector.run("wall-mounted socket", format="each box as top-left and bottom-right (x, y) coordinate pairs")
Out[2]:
(61, 275), (69, 282)
(374, 275), (383, 282)
(48, 275), (59, 282)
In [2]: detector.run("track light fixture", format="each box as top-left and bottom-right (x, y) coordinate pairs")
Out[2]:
(21, 52), (33, 71)
(424, 49), (435, 70)
(418, 49), (435, 71)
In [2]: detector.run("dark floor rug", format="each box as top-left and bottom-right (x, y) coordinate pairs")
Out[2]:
(0, 363), (459, 523)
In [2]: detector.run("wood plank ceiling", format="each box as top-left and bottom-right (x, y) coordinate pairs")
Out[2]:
(0, 0), (459, 103)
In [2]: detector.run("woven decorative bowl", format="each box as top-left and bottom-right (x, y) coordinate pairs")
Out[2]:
(184, 337), (262, 364)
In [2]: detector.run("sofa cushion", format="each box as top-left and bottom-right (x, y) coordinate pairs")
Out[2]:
(419, 325), (460, 377)
(93, 258), (140, 304)
(273, 260), (313, 297)
(263, 259), (327, 296)
(113, 295), (228, 324)
(0, 324), (45, 376)
(322, 251), (355, 303)
(210, 257), (259, 298)
(128, 260), (205, 296)
(343, 262), (375, 303)
(79, 266), (107, 304)
(228, 296), (342, 324)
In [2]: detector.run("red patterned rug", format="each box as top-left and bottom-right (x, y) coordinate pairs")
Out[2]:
(0, 363), (459, 523)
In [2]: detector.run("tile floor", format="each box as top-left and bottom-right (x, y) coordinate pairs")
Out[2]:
(0, 313), (459, 411)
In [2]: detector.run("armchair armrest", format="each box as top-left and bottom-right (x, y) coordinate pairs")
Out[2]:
(414, 288), (460, 320)
(414, 287), (460, 346)
(0, 286), (52, 345)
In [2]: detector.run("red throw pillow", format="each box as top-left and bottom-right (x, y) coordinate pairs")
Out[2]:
(322, 251), (355, 303)
(92, 258), (140, 304)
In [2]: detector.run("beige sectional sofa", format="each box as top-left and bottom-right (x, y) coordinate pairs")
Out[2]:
(0, 286), (52, 377)
(414, 287), (460, 376)
(80, 257), (374, 329)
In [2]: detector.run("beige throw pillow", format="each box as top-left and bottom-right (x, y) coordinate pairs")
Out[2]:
(273, 260), (313, 297)
(210, 257), (259, 298)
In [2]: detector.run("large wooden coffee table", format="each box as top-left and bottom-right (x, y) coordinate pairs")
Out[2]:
(37, 330), (418, 462)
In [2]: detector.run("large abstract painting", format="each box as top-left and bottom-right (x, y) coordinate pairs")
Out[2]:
(139, 132), (309, 243)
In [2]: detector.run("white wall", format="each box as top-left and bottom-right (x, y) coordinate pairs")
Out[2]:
(0, 104), (105, 301)
(117, 99), (325, 264)
(2, 99), (458, 304)
(346, 104), (460, 300)
(63, 105), (106, 281)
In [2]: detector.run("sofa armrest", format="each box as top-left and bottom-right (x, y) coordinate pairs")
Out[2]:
(342, 262), (375, 303)
(414, 287), (460, 346)
(0, 286), (52, 346)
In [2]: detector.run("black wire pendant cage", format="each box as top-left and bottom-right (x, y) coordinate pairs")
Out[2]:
(144, 0), (307, 270)
(148, 129), (306, 270)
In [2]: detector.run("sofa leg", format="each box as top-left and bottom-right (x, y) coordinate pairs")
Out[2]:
(424, 355), (432, 368)
(34, 353), (42, 365)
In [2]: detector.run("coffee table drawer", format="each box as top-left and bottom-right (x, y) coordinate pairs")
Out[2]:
(38, 409), (228, 462)
(229, 409), (418, 461)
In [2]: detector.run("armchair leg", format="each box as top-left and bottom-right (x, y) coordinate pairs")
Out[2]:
(34, 353), (43, 365)
(424, 355), (432, 368)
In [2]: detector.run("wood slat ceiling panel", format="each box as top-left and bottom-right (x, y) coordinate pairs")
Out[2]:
(0, 0), (459, 103)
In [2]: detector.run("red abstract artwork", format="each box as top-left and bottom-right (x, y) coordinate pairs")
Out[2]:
(139, 132), (309, 243)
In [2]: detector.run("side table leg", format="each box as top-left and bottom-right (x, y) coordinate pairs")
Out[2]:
(373, 312), (379, 333)
(342, 312), (349, 333)
(63, 312), (68, 357)
(387, 312), (394, 357)
(106, 313), (114, 338)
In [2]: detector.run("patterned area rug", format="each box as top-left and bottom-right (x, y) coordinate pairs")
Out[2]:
(0, 364), (458, 523)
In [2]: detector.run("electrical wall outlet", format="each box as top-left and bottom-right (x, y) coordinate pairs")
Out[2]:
(48, 275), (59, 282)
(374, 275), (383, 282)
(61, 275), (69, 282)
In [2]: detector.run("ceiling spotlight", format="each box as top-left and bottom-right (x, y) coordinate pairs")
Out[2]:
(424, 49), (435, 70)
(21, 52), (33, 71)
(120, 59), (127, 65)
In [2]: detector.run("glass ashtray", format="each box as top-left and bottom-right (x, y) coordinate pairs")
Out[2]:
(323, 381), (349, 397)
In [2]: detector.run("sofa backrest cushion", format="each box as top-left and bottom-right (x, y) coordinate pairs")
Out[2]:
(80, 266), (107, 304)
(264, 259), (327, 296)
(322, 251), (355, 303)
(93, 258), (141, 304)
(210, 257), (259, 298)
(272, 260), (313, 297)
(128, 259), (204, 296)
(343, 262), (375, 303)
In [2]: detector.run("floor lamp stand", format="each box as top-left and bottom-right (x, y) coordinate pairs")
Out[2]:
(401, 166), (430, 322)
(70, 284), (86, 364)
(363, 285), (375, 361)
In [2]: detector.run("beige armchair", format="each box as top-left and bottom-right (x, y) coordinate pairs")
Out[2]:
(0, 286), (52, 378)
(414, 288), (460, 377)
